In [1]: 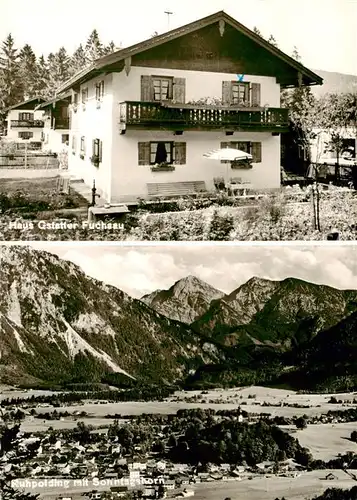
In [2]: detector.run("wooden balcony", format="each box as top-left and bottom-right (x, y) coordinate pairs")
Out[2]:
(53, 118), (70, 130)
(119, 101), (289, 133)
(11, 120), (44, 128)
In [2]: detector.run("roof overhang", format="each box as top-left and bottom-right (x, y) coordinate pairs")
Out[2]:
(6, 97), (46, 112)
(57, 10), (323, 94)
(35, 92), (72, 110)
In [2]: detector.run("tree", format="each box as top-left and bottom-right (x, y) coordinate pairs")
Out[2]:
(316, 92), (357, 183)
(85, 29), (104, 62)
(103, 40), (116, 55)
(18, 44), (38, 98)
(253, 26), (263, 37)
(0, 419), (39, 499)
(292, 46), (301, 62)
(70, 44), (88, 74)
(268, 35), (278, 47)
(46, 47), (70, 97)
(295, 416), (307, 430)
(34, 55), (50, 98)
(0, 34), (24, 109)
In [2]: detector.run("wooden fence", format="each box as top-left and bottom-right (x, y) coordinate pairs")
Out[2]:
(0, 154), (59, 169)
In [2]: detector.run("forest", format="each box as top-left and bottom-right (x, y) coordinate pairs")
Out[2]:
(0, 30), (116, 122)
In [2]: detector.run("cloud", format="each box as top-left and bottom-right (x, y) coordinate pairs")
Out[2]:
(15, 243), (357, 298)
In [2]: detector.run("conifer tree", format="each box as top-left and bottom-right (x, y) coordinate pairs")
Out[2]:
(253, 26), (263, 37)
(46, 47), (70, 97)
(70, 43), (88, 74)
(85, 29), (104, 62)
(35, 55), (50, 98)
(0, 34), (24, 108)
(19, 43), (38, 98)
(268, 34), (278, 47)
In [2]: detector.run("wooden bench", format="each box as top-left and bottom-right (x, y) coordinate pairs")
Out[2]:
(147, 181), (206, 199)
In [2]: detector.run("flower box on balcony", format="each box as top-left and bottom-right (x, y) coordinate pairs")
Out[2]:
(151, 163), (175, 172)
(231, 160), (253, 169)
(79, 153), (85, 160)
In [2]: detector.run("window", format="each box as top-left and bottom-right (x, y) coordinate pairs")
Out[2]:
(138, 142), (186, 165)
(149, 142), (173, 164)
(72, 135), (76, 154)
(91, 138), (102, 165)
(62, 134), (69, 144)
(95, 81), (105, 101)
(18, 131), (33, 139)
(141, 75), (185, 103)
(152, 77), (173, 101)
(222, 81), (261, 107)
(81, 88), (88, 104)
(73, 92), (79, 106)
(231, 83), (250, 105)
(80, 136), (85, 158)
(220, 141), (262, 163)
(19, 112), (34, 121)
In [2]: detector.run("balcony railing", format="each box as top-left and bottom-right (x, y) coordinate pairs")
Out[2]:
(119, 101), (289, 132)
(11, 120), (44, 128)
(53, 118), (70, 130)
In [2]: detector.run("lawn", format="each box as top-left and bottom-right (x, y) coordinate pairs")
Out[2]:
(0, 176), (88, 216)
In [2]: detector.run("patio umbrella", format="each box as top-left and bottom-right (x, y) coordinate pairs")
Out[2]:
(203, 148), (253, 185)
(203, 147), (253, 161)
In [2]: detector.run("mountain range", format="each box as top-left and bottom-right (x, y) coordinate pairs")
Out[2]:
(311, 69), (357, 97)
(0, 246), (220, 386)
(2, 245), (357, 392)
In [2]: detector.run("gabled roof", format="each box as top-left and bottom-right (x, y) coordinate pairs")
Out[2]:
(57, 10), (322, 93)
(35, 92), (72, 110)
(6, 97), (46, 111)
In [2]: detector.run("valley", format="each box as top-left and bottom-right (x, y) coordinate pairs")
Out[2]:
(2, 245), (357, 499)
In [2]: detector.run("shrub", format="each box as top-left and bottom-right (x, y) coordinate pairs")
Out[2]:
(208, 210), (234, 240)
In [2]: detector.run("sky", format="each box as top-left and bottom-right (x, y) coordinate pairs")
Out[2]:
(2, 0), (357, 75)
(9, 242), (357, 298)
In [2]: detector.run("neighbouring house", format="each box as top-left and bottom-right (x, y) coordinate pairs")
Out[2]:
(36, 94), (71, 154)
(55, 10), (322, 203)
(5, 97), (45, 150)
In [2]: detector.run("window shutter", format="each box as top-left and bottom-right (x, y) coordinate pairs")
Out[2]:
(173, 78), (186, 104)
(222, 81), (232, 105)
(138, 142), (150, 165)
(99, 140), (103, 162)
(252, 142), (262, 162)
(251, 83), (261, 107)
(238, 142), (249, 153)
(174, 142), (186, 165)
(141, 75), (153, 101)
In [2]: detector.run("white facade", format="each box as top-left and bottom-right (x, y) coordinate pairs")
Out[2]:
(42, 123), (70, 154)
(6, 108), (44, 147)
(68, 67), (282, 203)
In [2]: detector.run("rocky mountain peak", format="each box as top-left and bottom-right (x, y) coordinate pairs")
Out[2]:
(141, 275), (225, 324)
